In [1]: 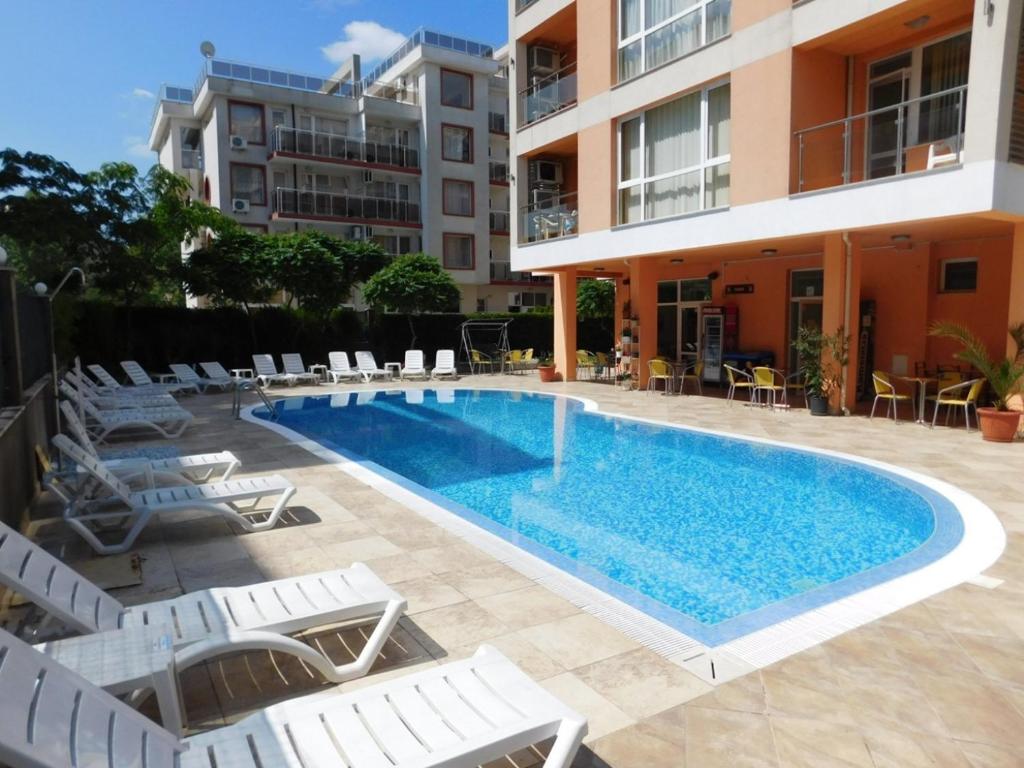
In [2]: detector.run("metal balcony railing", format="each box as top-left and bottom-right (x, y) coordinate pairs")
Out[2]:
(489, 112), (508, 134)
(270, 126), (420, 170)
(519, 191), (578, 243)
(794, 84), (967, 193)
(490, 211), (510, 232)
(273, 188), (421, 225)
(518, 61), (577, 128)
(490, 262), (551, 282)
(489, 161), (510, 184)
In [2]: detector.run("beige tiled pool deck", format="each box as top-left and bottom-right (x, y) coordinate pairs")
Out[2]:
(13, 375), (1024, 767)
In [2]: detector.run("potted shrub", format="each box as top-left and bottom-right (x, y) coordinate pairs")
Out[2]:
(537, 356), (558, 383)
(793, 325), (850, 416)
(929, 322), (1024, 442)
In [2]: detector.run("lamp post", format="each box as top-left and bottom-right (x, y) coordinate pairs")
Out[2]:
(37, 267), (86, 448)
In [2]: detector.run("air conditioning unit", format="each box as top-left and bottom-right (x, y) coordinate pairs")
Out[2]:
(229, 135), (248, 150)
(528, 159), (563, 186)
(232, 198), (250, 213)
(528, 46), (560, 76)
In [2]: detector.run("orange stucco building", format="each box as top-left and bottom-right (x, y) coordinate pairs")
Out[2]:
(509, 0), (1024, 407)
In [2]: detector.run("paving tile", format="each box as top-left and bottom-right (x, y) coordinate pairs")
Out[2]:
(684, 706), (779, 767)
(686, 670), (767, 714)
(319, 535), (404, 564)
(391, 574), (468, 614)
(517, 614), (641, 669)
(860, 727), (970, 768)
(474, 585), (580, 629)
(541, 673), (636, 742)
(915, 671), (1024, 749)
(412, 601), (510, 650)
(443, 562), (535, 599)
(951, 632), (1024, 688)
(769, 715), (874, 768)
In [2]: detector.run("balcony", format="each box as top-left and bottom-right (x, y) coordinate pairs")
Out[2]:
(490, 262), (551, 283)
(794, 85), (967, 193)
(269, 126), (420, 173)
(180, 148), (203, 170)
(273, 188), (421, 227)
(519, 191), (578, 243)
(518, 61), (577, 128)
(489, 112), (509, 135)
(489, 161), (510, 185)
(490, 210), (511, 233)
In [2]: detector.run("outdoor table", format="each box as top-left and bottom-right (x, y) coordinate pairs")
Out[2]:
(231, 367), (254, 380)
(897, 375), (936, 423)
(152, 372), (179, 384)
(308, 363), (328, 382)
(384, 362), (402, 379)
(35, 623), (182, 734)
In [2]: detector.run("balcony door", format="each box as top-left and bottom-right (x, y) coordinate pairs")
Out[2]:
(788, 269), (824, 372)
(867, 55), (912, 179)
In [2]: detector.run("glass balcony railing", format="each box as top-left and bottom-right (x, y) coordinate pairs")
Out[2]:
(270, 126), (420, 170)
(273, 188), (421, 225)
(490, 211), (510, 232)
(519, 62), (577, 127)
(180, 148), (203, 170)
(794, 85), (967, 193)
(489, 161), (510, 184)
(519, 191), (578, 243)
(489, 112), (508, 134)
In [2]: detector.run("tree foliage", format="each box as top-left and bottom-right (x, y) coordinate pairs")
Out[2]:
(181, 229), (276, 310)
(362, 253), (461, 347)
(576, 278), (615, 319)
(930, 321), (1024, 410)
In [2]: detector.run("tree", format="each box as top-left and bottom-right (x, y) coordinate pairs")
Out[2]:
(267, 230), (389, 322)
(576, 278), (615, 319)
(362, 253), (461, 347)
(181, 229), (275, 310)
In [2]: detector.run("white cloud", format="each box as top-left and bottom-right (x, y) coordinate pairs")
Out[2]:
(122, 136), (152, 159)
(321, 20), (405, 65)
(131, 87), (155, 99)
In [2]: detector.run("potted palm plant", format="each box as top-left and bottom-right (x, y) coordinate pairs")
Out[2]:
(793, 325), (850, 416)
(929, 322), (1024, 442)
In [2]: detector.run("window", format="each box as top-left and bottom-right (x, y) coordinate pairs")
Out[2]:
(618, 0), (731, 82)
(940, 258), (977, 292)
(230, 163), (266, 205)
(443, 233), (475, 269)
(180, 127), (202, 169)
(441, 69), (473, 109)
(228, 100), (265, 144)
(443, 179), (474, 216)
(681, 278), (712, 301)
(442, 124), (473, 162)
(618, 82), (730, 224)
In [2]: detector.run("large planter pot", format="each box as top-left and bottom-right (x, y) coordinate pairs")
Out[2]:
(978, 407), (1021, 442)
(537, 365), (558, 383)
(808, 394), (829, 416)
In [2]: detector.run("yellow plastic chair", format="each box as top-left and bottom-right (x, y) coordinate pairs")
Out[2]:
(786, 369), (808, 408)
(594, 351), (610, 380)
(870, 370), (912, 421)
(521, 348), (538, 369)
(470, 349), (494, 374)
(576, 350), (596, 380)
(504, 349), (523, 374)
(752, 366), (786, 407)
(724, 364), (755, 404)
(930, 378), (983, 430)
(646, 359), (674, 394)
(678, 360), (704, 395)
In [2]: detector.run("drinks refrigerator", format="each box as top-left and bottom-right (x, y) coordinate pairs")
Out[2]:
(701, 305), (738, 383)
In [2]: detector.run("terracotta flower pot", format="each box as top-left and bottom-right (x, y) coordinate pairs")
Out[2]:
(978, 408), (1021, 442)
(538, 365), (558, 383)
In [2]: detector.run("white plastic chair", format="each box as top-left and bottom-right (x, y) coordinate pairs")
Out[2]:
(432, 349), (458, 379)
(400, 350), (428, 379)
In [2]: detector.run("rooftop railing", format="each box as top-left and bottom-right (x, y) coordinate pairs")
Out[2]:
(794, 84), (967, 193)
(198, 58), (359, 98)
(270, 126), (420, 170)
(519, 191), (578, 243)
(518, 61), (577, 128)
(273, 187), (421, 226)
(359, 27), (496, 88)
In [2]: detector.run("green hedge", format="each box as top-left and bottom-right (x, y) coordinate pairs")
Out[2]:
(65, 302), (613, 371)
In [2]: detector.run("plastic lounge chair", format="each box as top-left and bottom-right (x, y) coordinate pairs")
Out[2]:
(200, 361), (245, 384)
(870, 371), (913, 421)
(432, 349), (459, 379)
(724, 364), (755, 404)
(929, 377), (983, 430)
(252, 354), (297, 387)
(327, 351), (361, 383)
(0, 626), (586, 768)
(88, 363), (182, 397)
(169, 363), (234, 393)
(400, 350), (429, 380)
(281, 353), (321, 385)
(52, 435), (294, 554)
(121, 360), (200, 395)
(63, 372), (177, 409)
(62, 383), (193, 442)
(355, 351), (391, 382)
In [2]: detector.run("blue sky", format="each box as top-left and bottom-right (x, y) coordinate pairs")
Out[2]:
(0, 0), (507, 174)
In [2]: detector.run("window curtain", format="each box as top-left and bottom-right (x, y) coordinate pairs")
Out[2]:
(645, 0), (684, 27)
(707, 83), (731, 158)
(706, 0), (731, 42)
(444, 181), (472, 215)
(919, 33), (971, 144)
(645, 9), (701, 70)
(621, 118), (642, 180)
(621, 0), (641, 38)
(646, 91), (699, 176)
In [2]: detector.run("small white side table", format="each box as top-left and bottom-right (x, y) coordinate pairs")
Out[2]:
(152, 372), (179, 384)
(35, 623), (183, 735)
(231, 368), (255, 380)
(309, 363), (329, 382)
(384, 362), (402, 380)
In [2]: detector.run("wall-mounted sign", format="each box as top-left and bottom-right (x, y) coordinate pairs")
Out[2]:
(725, 283), (754, 295)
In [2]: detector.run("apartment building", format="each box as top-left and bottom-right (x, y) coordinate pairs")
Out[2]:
(148, 29), (552, 313)
(509, 0), (1024, 404)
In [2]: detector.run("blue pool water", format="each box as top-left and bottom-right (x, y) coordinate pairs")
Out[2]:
(258, 390), (963, 645)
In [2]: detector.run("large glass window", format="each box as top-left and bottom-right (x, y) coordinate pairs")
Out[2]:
(443, 179), (474, 216)
(441, 69), (473, 109)
(442, 124), (473, 163)
(228, 101), (265, 144)
(230, 163), (266, 205)
(618, 82), (730, 224)
(618, 0), (731, 82)
(443, 233), (474, 269)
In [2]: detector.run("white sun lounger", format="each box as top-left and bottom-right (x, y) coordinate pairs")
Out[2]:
(252, 354), (297, 386)
(53, 435), (294, 554)
(400, 349), (429, 379)
(169, 363), (235, 392)
(327, 351), (361, 383)
(0, 626), (586, 768)
(88, 363), (182, 397)
(62, 373), (177, 409)
(432, 349), (459, 379)
(281, 353), (321, 385)
(0, 525), (407, 709)
(121, 360), (200, 395)
(355, 350), (391, 382)
(63, 384), (194, 442)
(200, 360), (247, 384)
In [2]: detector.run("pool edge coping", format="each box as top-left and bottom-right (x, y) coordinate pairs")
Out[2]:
(241, 386), (1006, 684)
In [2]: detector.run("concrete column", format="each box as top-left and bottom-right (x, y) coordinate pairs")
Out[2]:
(821, 233), (847, 413)
(963, 0), (1024, 163)
(844, 235), (863, 412)
(0, 269), (24, 407)
(1008, 223), (1024, 358)
(631, 258), (658, 388)
(553, 267), (577, 381)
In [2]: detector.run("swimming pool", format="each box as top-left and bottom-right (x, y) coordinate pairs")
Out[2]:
(255, 389), (970, 646)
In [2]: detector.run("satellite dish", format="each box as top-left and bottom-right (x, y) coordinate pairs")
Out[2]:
(200, 41), (216, 59)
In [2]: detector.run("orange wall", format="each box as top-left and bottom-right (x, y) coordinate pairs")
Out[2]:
(860, 246), (931, 372)
(577, 121), (615, 232)
(790, 48), (848, 192)
(731, 50), (794, 205)
(733, 0), (790, 31)
(577, 0), (614, 102)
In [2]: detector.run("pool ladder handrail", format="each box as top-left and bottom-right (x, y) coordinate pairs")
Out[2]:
(232, 378), (279, 420)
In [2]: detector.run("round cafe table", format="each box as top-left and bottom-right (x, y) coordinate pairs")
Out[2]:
(897, 375), (936, 423)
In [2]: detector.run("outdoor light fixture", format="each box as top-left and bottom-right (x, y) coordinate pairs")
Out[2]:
(904, 15), (930, 29)
(34, 282), (48, 296)
(670, 258), (683, 264)
(761, 248), (778, 256)
(891, 234), (911, 243)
